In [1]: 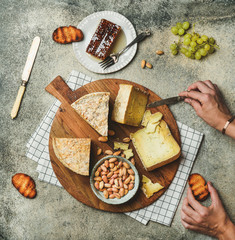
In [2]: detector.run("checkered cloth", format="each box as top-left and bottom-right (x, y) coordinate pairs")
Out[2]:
(26, 70), (203, 226)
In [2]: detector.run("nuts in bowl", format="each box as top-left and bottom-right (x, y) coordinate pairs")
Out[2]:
(90, 155), (140, 205)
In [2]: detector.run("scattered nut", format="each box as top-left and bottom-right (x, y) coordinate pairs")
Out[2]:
(98, 136), (108, 142)
(113, 150), (121, 156)
(105, 150), (113, 155)
(141, 60), (146, 69)
(123, 137), (130, 143)
(156, 50), (164, 55)
(97, 148), (102, 156)
(108, 130), (115, 136)
(146, 62), (152, 69)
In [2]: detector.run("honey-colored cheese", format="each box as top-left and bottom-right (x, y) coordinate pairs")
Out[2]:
(141, 110), (152, 127)
(130, 118), (181, 171)
(111, 84), (148, 126)
(141, 175), (164, 198)
(123, 149), (134, 160)
(113, 141), (129, 151)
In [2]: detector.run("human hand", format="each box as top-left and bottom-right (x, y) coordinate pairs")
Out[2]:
(181, 182), (235, 239)
(179, 80), (231, 131)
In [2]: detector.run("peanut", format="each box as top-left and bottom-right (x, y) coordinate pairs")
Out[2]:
(104, 160), (109, 168)
(94, 182), (99, 190)
(107, 172), (113, 178)
(102, 175), (108, 183)
(97, 167), (102, 172)
(117, 161), (123, 168)
(130, 158), (135, 165)
(122, 167), (127, 176)
(123, 137), (130, 143)
(129, 183), (134, 190)
(123, 162), (130, 169)
(99, 181), (104, 189)
(130, 175), (135, 181)
(119, 188), (125, 197)
(109, 178), (114, 185)
(121, 153), (126, 158)
(146, 62), (152, 69)
(97, 148), (102, 156)
(124, 189), (129, 195)
(109, 157), (117, 163)
(105, 150), (113, 155)
(124, 184), (128, 189)
(141, 60), (146, 69)
(101, 165), (107, 172)
(98, 136), (108, 142)
(113, 150), (121, 156)
(127, 169), (135, 175)
(119, 179), (123, 188)
(108, 129), (115, 136)
(109, 163), (115, 169)
(109, 194), (115, 199)
(103, 190), (108, 199)
(94, 177), (102, 181)
(114, 179), (119, 187)
(156, 50), (164, 55)
(95, 171), (100, 177)
(112, 174), (118, 179)
(114, 193), (121, 199)
(124, 176), (131, 185)
(104, 183), (111, 188)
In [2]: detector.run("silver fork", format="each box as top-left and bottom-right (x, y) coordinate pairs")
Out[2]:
(99, 30), (151, 70)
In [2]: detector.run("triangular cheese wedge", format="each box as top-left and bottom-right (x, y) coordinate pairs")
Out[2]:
(52, 138), (91, 176)
(71, 92), (110, 136)
(141, 175), (164, 198)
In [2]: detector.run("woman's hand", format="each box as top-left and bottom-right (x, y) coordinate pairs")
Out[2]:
(181, 182), (235, 239)
(179, 80), (231, 131)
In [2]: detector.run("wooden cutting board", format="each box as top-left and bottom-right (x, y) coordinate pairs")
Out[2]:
(47, 76), (181, 212)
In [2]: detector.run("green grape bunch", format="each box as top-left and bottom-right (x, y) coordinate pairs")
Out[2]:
(170, 21), (218, 60)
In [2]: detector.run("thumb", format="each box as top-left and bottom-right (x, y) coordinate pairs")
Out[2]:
(208, 181), (221, 207)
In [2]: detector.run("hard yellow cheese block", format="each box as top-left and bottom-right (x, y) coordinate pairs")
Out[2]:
(141, 175), (164, 198)
(111, 84), (148, 126)
(130, 112), (181, 171)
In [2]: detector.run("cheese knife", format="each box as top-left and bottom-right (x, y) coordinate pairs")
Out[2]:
(11, 36), (41, 119)
(147, 96), (185, 108)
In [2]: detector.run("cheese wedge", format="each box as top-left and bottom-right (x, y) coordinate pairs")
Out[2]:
(112, 84), (148, 126)
(52, 138), (91, 176)
(130, 118), (181, 171)
(141, 175), (164, 198)
(71, 92), (110, 136)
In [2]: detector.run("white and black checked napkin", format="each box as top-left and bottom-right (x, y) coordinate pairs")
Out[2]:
(26, 70), (203, 226)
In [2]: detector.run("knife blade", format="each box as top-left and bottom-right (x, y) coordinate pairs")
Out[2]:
(11, 36), (40, 119)
(147, 96), (185, 108)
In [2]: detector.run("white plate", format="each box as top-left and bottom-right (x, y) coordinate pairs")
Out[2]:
(73, 11), (137, 74)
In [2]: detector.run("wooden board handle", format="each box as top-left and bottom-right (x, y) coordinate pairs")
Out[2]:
(45, 76), (76, 104)
(11, 85), (26, 119)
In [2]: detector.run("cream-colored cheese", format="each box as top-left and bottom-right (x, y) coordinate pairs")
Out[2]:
(123, 149), (134, 160)
(130, 119), (180, 170)
(141, 175), (164, 198)
(141, 110), (152, 127)
(113, 141), (129, 151)
(111, 84), (148, 126)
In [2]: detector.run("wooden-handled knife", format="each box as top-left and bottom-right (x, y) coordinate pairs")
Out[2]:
(11, 36), (40, 119)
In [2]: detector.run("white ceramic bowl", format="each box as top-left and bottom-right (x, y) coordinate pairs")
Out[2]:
(90, 155), (140, 205)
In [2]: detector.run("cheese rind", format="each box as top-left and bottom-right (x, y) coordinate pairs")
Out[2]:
(112, 84), (148, 126)
(130, 119), (181, 171)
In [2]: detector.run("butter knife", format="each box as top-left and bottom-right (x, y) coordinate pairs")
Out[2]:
(11, 36), (40, 119)
(147, 96), (185, 108)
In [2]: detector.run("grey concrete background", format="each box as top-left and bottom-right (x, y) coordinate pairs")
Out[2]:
(1, 0), (235, 239)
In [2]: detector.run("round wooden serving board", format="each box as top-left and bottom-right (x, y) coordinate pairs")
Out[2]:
(47, 76), (181, 213)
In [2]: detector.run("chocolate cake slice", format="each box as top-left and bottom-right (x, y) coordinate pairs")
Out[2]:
(86, 19), (121, 60)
